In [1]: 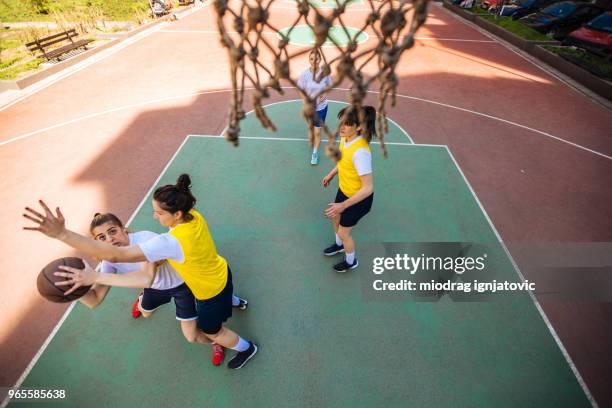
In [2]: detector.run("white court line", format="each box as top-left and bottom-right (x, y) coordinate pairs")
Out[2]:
(1, 87), (609, 161)
(381, 92), (612, 161)
(3, 123), (595, 407)
(433, 2), (610, 111)
(0, 2), (209, 113)
(0, 136), (193, 408)
(0, 303), (75, 408)
(190, 134), (419, 146)
(219, 98), (415, 143)
(159, 29), (496, 43)
(193, 124), (597, 407)
(0, 89), (230, 147)
(445, 147), (598, 408)
(297, 87), (611, 161)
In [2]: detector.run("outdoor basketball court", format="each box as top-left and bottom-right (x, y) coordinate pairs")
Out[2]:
(2, 0), (611, 406)
(11, 101), (590, 407)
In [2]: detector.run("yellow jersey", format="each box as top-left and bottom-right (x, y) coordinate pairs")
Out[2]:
(167, 209), (228, 300)
(338, 136), (371, 197)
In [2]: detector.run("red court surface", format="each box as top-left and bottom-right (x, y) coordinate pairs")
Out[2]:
(1, 1), (611, 405)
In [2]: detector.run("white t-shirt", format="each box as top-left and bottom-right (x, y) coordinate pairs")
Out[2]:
(99, 231), (184, 290)
(344, 136), (372, 176)
(138, 232), (184, 263)
(297, 68), (332, 111)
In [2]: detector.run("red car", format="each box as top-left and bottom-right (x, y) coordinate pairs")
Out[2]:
(563, 10), (612, 56)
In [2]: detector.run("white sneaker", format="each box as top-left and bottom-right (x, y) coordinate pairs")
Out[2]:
(311, 151), (319, 165)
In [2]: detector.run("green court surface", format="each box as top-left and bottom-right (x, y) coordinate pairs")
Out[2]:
(279, 25), (369, 47)
(14, 102), (589, 407)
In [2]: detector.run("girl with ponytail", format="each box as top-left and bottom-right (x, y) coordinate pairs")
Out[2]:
(321, 105), (376, 272)
(24, 173), (258, 370)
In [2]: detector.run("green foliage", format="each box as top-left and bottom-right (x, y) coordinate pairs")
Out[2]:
(0, 57), (43, 80)
(0, 55), (19, 69)
(544, 46), (612, 80)
(28, 0), (50, 14)
(0, 0), (150, 22)
(482, 15), (551, 41)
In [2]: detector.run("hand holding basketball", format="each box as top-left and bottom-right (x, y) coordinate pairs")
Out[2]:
(37, 258), (92, 303)
(23, 200), (67, 239)
(54, 259), (98, 296)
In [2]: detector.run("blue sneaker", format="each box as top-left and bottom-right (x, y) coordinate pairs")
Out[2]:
(311, 151), (318, 165)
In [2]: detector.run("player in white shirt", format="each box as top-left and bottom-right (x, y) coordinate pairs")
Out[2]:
(77, 212), (247, 366)
(297, 48), (332, 165)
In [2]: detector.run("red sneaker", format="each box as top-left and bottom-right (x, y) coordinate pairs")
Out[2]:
(132, 292), (143, 319)
(212, 343), (225, 366)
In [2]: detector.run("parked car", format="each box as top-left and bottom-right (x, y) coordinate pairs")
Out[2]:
(519, 1), (605, 39)
(497, 0), (560, 19)
(563, 11), (612, 56)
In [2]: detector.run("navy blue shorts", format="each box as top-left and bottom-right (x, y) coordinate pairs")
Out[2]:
(313, 106), (328, 128)
(140, 283), (197, 321)
(335, 188), (374, 227)
(195, 266), (234, 334)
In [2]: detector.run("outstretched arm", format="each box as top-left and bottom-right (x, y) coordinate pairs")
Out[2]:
(23, 200), (147, 263)
(55, 260), (157, 296)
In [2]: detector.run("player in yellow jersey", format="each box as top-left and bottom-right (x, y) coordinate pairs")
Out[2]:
(322, 106), (376, 272)
(24, 174), (258, 370)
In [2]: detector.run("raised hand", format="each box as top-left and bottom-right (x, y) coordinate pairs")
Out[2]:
(23, 200), (67, 239)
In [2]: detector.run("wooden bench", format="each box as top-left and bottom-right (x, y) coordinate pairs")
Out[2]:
(26, 29), (93, 62)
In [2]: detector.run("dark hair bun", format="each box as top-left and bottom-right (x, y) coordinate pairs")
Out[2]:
(154, 173), (197, 218)
(176, 174), (192, 192)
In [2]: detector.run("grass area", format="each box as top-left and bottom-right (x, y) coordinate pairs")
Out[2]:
(1, 28), (31, 70)
(464, 5), (488, 14)
(0, 0), (182, 80)
(481, 15), (551, 41)
(0, 0), (152, 22)
(0, 55), (19, 69)
(0, 57), (43, 80)
(0, 26), (110, 81)
(544, 45), (612, 81)
(445, 0), (487, 14)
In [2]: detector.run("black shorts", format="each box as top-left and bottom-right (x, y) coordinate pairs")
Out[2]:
(195, 266), (233, 334)
(335, 189), (374, 228)
(140, 283), (197, 321)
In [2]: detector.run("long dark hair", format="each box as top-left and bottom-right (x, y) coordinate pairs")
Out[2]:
(337, 105), (377, 143)
(153, 174), (197, 221)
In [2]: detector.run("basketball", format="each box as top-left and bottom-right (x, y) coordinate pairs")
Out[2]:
(37, 257), (92, 303)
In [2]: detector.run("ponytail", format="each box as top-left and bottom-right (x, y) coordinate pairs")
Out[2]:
(153, 173), (197, 220)
(362, 106), (376, 143)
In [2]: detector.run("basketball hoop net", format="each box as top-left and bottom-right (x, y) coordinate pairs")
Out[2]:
(213, 0), (429, 158)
